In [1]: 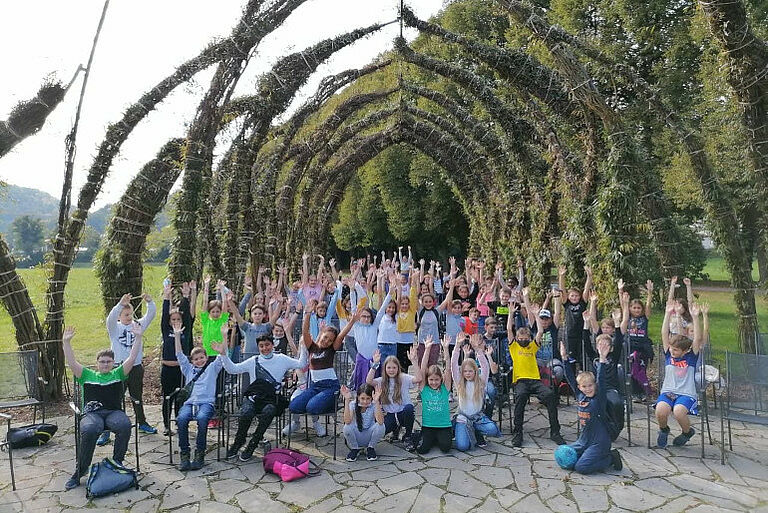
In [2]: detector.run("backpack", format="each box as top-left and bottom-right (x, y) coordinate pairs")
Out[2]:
(263, 448), (319, 482)
(417, 307), (446, 338)
(601, 408), (621, 442)
(85, 457), (139, 498)
(8, 423), (58, 449)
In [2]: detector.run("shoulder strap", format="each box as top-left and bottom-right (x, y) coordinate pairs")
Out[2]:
(188, 358), (214, 385)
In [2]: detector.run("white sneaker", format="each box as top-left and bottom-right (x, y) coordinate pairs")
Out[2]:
(282, 420), (301, 436)
(313, 419), (327, 437)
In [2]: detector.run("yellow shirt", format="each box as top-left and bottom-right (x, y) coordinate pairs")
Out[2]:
(509, 340), (540, 383)
(396, 286), (418, 333)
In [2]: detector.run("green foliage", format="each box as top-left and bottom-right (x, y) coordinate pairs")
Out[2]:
(10, 215), (45, 260)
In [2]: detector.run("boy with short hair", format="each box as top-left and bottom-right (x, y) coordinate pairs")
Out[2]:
(656, 300), (703, 447)
(172, 322), (224, 471)
(508, 322), (566, 448)
(559, 336), (623, 474)
(462, 307), (480, 335)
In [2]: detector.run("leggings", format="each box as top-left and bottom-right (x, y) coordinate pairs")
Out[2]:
(161, 365), (182, 430)
(416, 426), (452, 454)
(124, 364), (147, 425)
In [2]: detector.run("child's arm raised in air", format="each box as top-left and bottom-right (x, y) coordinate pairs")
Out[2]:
(201, 276), (211, 313)
(583, 266), (593, 301)
(683, 277), (694, 309)
(661, 299), (674, 352)
(302, 300), (317, 348)
(122, 323), (144, 376)
(366, 350), (381, 385)
(558, 265), (567, 304)
(139, 293), (156, 328)
(620, 290), (630, 334)
(334, 298), (366, 350)
(107, 293), (130, 340)
(409, 343), (423, 385)
(690, 302), (703, 354)
(441, 335), (452, 391)
(451, 331), (465, 385)
(645, 279), (654, 319)
(667, 276), (678, 304)
(341, 385), (354, 425)
(589, 291), (600, 334)
(62, 327), (83, 379)
(595, 336), (609, 410)
(470, 334), (490, 382)
(701, 303), (710, 347)
(188, 280), (198, 319)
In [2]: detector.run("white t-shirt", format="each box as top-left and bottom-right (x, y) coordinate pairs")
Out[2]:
(458, 380), (483, 416)
(373, 374), (414, 414)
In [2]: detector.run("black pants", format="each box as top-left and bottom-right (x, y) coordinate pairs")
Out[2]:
(396, 344), (412, 372)
(513, 379), (560, 435)
(161, 365), (182, 430)
(124, 364), (147, 425)
(232, 398), (277, 449)
(416, 426), (452, 454)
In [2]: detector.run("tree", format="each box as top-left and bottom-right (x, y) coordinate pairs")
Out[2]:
(10, 216), (45, 258)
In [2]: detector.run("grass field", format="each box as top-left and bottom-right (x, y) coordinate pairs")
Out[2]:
(701, 255), (759, 283)
(1, 263), (766, 363)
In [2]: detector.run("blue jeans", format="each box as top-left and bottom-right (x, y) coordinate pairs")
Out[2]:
(376, 344), (398, 377)
(383, 404), (415, 437)
(454, 413), (500, 451)
(177, 402), (215, 453)
(573, 444), (613, 474)
(289, 379), (339, 415)
(484, 380), (498, 418)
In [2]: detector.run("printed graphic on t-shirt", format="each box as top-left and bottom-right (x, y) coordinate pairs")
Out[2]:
(117, 328), (134, 349)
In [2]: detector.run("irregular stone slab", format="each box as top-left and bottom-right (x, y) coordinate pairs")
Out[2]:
(91, 486), (151, 509)
(634, 477), (684, 499)
(366, 488), (418, 513)
(474, 496), (505, 513)
(646, 496), (700, 513)
(531, 459), (562, 479)
(275, 471), (342, 508)
(238, 488), (288, 513)
(377, 471), (424, 495)
(303, 497), (342, 513)
(238, 463), (266, 483)
(341, 486), (366, 504)
(494, 489), (527, 509)
(535, 477), (565, 501)
(128, 498), (161, 513)
(418, 467), (449, 487)
(199, 500), (242, 513)
(218, 467), (248, 481)
(161, 477), (210, 510)
(511, 492), (553, 513)
(607, 483), (666, 511)
(394, 459), (426, 472)
(467, 454), (496, 466)
(425, 456), (475, 471)
(685, 505), (744, 513)
(211, 478), (252, 503)
(356, 484), (384, 506)
(666, 475), (759, 509)
(411, 483), (443, 511)
(570, 484), (609, 513)
(447, 469), (491, 499)
(474, 466), (513, 488)
(349, 463), (400, 482)
(546, 494), (579, 513)
(442, 492), (481, 513)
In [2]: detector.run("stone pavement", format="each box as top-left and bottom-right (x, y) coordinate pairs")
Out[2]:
(2, 400), (768, 512)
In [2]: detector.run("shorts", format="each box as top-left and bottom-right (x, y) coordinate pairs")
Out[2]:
(657, 392), (698, 415)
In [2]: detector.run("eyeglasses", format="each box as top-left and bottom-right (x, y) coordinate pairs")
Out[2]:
(98, 359), (114, 365)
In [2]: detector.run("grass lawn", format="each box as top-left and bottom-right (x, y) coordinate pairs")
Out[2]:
(0, 265), (167, 362)
(701, 255), (759, 283)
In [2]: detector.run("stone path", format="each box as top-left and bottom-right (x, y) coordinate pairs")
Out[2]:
(2, 400), (768, 512)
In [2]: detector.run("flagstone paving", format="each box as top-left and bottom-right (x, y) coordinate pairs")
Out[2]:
(2, 401), (768, 512)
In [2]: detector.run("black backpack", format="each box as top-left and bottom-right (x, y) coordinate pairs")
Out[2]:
(8, 423), (58, 448)
(242, 359), (289, 414)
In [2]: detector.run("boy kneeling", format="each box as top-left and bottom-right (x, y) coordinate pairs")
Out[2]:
(558, 336), (622, 474)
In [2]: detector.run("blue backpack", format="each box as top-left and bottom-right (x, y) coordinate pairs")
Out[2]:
(86, 458), (139, 498)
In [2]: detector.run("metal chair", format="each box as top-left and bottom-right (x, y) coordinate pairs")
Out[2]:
(0, 350), (47, 423)
(287, 350), (350, 460)
(0, 412), (15, 490)
(719, 351), (768, 464)
(69, 374), (140, 473)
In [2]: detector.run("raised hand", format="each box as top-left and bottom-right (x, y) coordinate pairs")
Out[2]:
(408, 344), (419, 363)
(189, 280), (197, 291)
(63, 326), (76, 343)
(210, 341), (227, 354)
(621, 291), (630, 304)
(582, 310), (592, 323)
(690, 302), (700, 316)
(495, 260), (503, 271)
(645, 279), (654, 294)
(142, 292), (153, 303)
(683, 277), (691, 287)
(120, 293), (132, 306)
(204, 275), (211, 287)
(701, 303), (709, 315)
(220, 324), (229, 340)
(181, 281), (190, 298)
(455, 331), (468, 346)
(172, 321), (185, 335)
(372, 349), (381, 364)
(666, 299), (676, 314)
(424, 335), (435, 349)
(307, 299), (318, 314)
(441, 334), (451, 350)
(163, 282), (173, 299)
(558, 265), (567, 276)
(560, 340), (568, 360)
(130, 321), (144, 338)
(617, 278), (625, 290)
(670, 276), (678, 286)
(484, 345), (494, 357)
(522, 286), (530, 298)
(596, 337), (610, 360)
(461, 343), (471, 358)
(340, 385), (352, 401)
(469, 333), (482, 349)
(589, 290), (598, 302)
(328, 258), (336, 268)
(529, 302), (541, 317)
(372, 384), (383, 403)
(584, 265), (593, 275)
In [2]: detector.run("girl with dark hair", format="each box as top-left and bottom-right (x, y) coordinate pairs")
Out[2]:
(341, 383), (385, 462)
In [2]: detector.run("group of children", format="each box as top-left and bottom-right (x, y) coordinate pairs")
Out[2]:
(63, 248), (710, 484)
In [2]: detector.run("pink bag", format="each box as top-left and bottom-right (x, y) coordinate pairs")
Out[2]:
(263, 448), (319, 482)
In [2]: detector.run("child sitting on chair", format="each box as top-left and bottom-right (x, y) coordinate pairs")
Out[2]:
(558, 336), (623, 474)
(655, 300), (704, 447)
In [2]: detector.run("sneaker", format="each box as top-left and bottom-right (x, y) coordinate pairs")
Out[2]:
(657, 427), (670, 448)
(405, 434), (416, 452)
(138, 423), (158, 434)
(550, 432), (566, 445)
(162, 428), (174, 437)
(313, 419), (327, 437)
(226, 444), (241, 460)
(178, 451), (191, 472)
(239, 440), (258, 462)
(64, 475), (80, 491)
(610, 449), (623, 470)
(476, 434), (488, 448)
(389, 430), (401, 443)
(673, 427), (696, 447)
(366, 447), (378, 461)
(345, 448), (361, 462)
(282, 420), (301, 436)
(96, 431), (111, 446)
(208, 419), (221, 429)
(511, 432), (523, 448)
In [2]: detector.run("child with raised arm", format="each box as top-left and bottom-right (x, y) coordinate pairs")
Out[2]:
(160, 281), (196, 436)
(342, 383), (386, 461)
(351, 281), (390, 388)
(655, 299), (704, 447)
(618, 279), (655, 401)
(415, 336), (453, 454)
(220, 319), (307, 461)
(105, 291), (157, 442)
(229, 296), (281, 356)
(367, 344), (422, 451)
(509, 324), (565, 447)
(199, 276), (230, 358)
(172, 321), (224, 471)
(558, 265), (593, 367)
(395, 270), (420, 371)
(63, 324), (142, 490)
(559, 336), (623, 474)
(451, 332), (501, 450)
(288, 298), (365, 437)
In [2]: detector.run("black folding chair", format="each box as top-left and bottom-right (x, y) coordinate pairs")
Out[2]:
(719, 351), (768, 464)
(0, 412), (14, 490)
(0, 350), (47, 423)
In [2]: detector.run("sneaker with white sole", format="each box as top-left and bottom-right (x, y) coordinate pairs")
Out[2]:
(282, 420), (301, 436)
(313, 419), (327, 437)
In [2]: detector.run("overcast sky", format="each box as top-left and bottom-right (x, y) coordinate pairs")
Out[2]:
(0, 0), (443, 209)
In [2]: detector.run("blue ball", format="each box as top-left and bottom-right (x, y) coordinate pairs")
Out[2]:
(554, 444), (578, 470)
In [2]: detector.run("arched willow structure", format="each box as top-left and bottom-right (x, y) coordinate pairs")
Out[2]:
(2, 0), (767, 396)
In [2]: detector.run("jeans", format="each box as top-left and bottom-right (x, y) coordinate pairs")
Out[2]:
(289, 379), (340, 415)
(376, 344), (397, 378)
(484, 380), (498, 418)
(383, 404), (415, 437)
(343, 422), (385, 449)
(345, 336), (358, 364)
(513, 379), (560, 435)
(232, 398), (277, 448)
(454, 413), (500, 451)
(177, 402), (215, 453)
(573, 444), (613, 474)
(76, 409), (132, 478)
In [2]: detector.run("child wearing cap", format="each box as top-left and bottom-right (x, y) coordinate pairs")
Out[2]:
(522, 288), (564, 382)
(508, 321), (566, 448)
